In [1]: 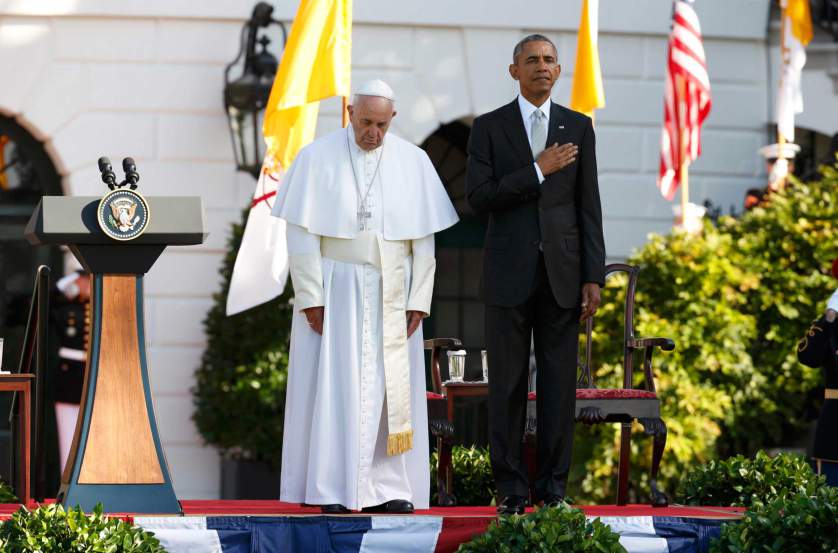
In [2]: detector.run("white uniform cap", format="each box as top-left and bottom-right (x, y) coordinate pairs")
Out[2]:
(758, 142), (800, 160)
(353, 79), (395, 102)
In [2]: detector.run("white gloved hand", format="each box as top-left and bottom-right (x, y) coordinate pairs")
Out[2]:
(768, 158), (789, 191)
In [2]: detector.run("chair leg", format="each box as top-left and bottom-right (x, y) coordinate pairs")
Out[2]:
(437, 437), (456, 507)
(616, 422), (631, 506)
(524, 435), (537, 505)
(647, 418), (668, 507)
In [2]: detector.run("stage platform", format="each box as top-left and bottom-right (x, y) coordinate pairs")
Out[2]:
(0, 500), (745, 553)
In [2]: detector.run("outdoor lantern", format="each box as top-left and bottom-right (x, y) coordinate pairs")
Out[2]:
(224, 2), (286, 179)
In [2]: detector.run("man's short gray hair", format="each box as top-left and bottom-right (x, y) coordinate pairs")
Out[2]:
(512, 34), (557, 63)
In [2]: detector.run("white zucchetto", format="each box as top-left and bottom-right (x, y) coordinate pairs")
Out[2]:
(353, 79), (395, 102)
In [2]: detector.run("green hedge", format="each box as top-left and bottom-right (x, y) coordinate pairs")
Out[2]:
(0, 503), (165, 552)
(430, 446), (495, 506)
(571, 162), (838, 503)
(457, 503), (626, 553)
(677, 450), (826, 507)
(192, 210), (294, 468)
(711, 485), (838, 552)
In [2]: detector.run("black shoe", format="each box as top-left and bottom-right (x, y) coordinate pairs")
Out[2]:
(541, 495), (566, 508)
(496, 495), (526, 515)
(321, 504), (351, 514)
(361, 499), (415, 514)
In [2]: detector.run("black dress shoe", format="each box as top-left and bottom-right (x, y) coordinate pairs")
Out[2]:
(496, 495), (526, 515)
(541, 495), (566, 508)
(361, 499), (415, 514)
(321, 504), (351, 514)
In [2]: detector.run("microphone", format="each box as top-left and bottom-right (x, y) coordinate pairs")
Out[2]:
(98, 157), (117, 190)
(122, 157), (140, 190)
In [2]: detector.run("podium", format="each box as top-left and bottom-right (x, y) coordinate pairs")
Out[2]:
(25, 194), (206, 513)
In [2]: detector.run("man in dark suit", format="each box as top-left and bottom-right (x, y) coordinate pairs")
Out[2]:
(466, 34), (606, 515)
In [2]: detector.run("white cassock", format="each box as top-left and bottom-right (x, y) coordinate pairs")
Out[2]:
(272, 125), (458, 510)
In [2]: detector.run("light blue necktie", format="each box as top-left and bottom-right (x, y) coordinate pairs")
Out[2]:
(531, 109), (547, 159)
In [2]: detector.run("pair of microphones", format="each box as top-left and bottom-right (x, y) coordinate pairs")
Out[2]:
(98, 157), (140, 190)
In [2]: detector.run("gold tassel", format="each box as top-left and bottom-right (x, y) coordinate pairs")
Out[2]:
(386, 429), (414, 456)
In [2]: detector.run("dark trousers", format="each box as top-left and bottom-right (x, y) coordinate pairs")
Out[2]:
(485, 253), (578, 498)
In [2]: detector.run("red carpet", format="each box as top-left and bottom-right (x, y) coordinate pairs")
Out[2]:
(177, 499), (744, 519)
(0, 499), (745, 519)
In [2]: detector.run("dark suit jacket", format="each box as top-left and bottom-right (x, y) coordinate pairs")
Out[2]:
(797, 317), (838, 460)
(466, 99), (606, 308)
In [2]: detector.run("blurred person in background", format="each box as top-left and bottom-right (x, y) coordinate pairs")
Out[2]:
(796, 258), (838, 486)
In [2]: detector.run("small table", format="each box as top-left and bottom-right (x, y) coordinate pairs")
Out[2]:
(441, 381), (489, 425)
(0, 373), (34, 506)
(438, 381), (488, 502)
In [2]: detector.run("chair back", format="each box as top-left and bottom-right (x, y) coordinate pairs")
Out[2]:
(577, 263), (641, 390)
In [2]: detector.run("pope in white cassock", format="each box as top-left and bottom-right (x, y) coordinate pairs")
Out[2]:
(272, 79), (459, 514)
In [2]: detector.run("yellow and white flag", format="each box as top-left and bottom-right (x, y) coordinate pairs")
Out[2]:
(226, 0), (352, 316)
(776, 0), (812, 142)
(570, 0), (605, 118)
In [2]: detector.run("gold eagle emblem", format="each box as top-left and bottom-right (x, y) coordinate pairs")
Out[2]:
(110, 198), (139, 232)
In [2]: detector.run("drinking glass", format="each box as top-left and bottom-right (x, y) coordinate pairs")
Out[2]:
(446, 350), (466, 382)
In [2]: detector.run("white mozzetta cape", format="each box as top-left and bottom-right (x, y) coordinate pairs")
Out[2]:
(272, 127), (458, 239)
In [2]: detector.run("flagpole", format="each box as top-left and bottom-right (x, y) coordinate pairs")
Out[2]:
(342, 96), (349, 128)
(776, 0), (789, 190)
(677, 73), (690, 228)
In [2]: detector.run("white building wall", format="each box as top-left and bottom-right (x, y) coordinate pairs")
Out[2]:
(0, 0), (775, 499)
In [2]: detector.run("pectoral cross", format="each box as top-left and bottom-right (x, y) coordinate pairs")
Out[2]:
(358, 205), (372, 231)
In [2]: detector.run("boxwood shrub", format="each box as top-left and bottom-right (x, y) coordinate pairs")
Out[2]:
(0, 503), (165, 552)
(457, 503), (626, 553)
(710, 485), (838, 552)
(677, 450), (827, 507)
(431, 445), (495, 506)
(0, 479), (17, 504)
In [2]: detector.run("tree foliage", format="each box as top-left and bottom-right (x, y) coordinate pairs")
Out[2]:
(571, 162), (838, 503)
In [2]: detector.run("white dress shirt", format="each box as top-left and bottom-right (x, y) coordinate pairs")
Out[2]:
(518, 94), (551, 184)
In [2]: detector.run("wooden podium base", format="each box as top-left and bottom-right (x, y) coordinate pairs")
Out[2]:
(58, 275), (179, 513)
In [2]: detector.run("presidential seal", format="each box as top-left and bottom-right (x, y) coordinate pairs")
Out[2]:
(97, 188), (150, 241)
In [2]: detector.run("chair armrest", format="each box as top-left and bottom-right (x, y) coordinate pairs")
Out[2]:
(629, 338), (674, 394)
(628, 337), (675, 351)
(424, 338), (463, 350)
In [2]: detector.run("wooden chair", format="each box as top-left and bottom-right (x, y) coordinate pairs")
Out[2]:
(424, 337), (462, 506)
(526, 263), (674, 506)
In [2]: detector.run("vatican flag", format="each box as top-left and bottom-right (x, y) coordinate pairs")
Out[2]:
(226, 0), (352, 316)
(776, 0), (812, 142)
(263, 0), (352, 168)
(570, 0), (605, 118)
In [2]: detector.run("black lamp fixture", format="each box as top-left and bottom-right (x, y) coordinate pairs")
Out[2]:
(224, 2), (287, 179)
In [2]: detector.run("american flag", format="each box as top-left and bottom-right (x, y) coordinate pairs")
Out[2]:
(657, 0), (712, 200)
